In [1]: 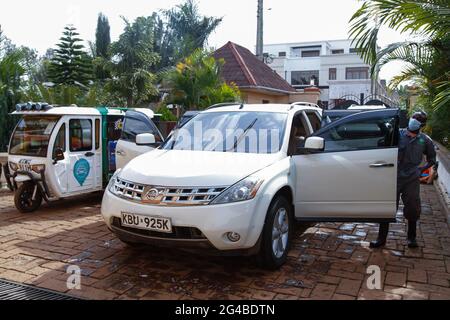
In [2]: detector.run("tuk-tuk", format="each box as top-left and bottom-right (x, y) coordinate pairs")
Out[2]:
(3, 102), (164, 213)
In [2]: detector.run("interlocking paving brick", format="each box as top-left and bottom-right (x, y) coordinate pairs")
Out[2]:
(0, 185), (448, 300)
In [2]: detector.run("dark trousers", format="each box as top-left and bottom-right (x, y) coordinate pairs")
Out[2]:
(376, 176), (421, 241)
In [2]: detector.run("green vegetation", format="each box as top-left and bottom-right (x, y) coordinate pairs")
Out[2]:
(0, 0), (232, 151)
(107, 16), (160, 107)
(48, 25), (92, 87)
(350, 0), (450, 145)
(163, 49), (241, 110)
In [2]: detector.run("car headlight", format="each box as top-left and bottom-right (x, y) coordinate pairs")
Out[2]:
(210, 177), (264, 205)
(31, 164), (45, 174)
(108, 169), (122, 193)
(9, 162), (18, 172)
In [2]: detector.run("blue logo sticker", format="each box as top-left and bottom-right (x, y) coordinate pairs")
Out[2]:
(73, 159), (90, 186)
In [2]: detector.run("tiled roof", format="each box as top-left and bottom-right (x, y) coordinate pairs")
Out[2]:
(213, 42), (296, 93)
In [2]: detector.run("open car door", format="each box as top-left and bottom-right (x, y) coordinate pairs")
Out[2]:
(292, 109), (399, 222)
(115, 110), (163, 169)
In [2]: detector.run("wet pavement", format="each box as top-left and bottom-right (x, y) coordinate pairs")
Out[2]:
(0, 185), (449, 300)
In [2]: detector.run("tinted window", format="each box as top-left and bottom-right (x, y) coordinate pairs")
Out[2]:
(70, 119), (92, 152)
(121, 117), (162, 143)
(319, 116), (397, 152)
(52, 124), (66, 158)
(291, 70), (319, 86)
(95, 119), (100, 150)
(306, 112), (321, 132)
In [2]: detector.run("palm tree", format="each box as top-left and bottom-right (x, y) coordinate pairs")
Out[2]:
(163, 49), (240, 110)
(349, 0), (450, 143)
(155, 0), (222, 70)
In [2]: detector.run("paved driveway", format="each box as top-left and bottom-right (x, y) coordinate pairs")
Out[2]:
(0, 185), (449, 300)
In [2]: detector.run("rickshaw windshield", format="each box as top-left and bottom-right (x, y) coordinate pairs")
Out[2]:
(9, 116), (60, 157)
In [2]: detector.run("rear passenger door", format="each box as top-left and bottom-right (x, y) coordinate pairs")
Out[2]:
(292, 109), (399, 221)
(115, 110), (163, 169)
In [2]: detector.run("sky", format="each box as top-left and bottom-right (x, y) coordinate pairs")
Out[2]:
(0, 0), (407, 81)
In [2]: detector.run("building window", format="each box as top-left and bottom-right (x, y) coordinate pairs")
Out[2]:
(301, 50), (320, 57)
(262, 100), (270, 104)
(291, 70), (319, 86)
(346, 67), (369, 80)
(329, 68), (337, 80)
(349, 48), (361, 54)
(69, 119), (92, 152)
(332, 49), (344, 54)
(278, 51), (286, 57)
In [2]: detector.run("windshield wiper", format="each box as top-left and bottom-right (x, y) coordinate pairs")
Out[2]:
(225, 118), (258, 152)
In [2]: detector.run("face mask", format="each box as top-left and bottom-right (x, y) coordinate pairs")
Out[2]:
(408, 118), (422, 132)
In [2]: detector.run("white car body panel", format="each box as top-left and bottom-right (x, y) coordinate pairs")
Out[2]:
(118, 149), (282, 187)
(293, 148), (397, 218)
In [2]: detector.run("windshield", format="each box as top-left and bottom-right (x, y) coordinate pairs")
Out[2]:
(9, 116), (60, 157)
(162, 111), (288, 154)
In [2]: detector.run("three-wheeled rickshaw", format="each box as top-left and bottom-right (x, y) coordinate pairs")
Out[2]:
(3, 102), (164, 212)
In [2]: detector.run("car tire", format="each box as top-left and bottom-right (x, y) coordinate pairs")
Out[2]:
(14, 182), (42, 213)
(258, 196), (293, 270)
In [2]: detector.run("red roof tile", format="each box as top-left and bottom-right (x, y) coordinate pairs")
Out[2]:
(213, 42), (296, 93)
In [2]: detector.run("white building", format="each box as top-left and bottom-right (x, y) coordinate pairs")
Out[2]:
(263, 39), (397, 109)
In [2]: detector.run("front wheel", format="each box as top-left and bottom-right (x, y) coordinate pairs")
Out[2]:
(14, 182), (42, 213)
(258, 196), (293, 270)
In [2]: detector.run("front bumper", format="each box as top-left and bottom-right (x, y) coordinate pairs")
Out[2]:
(101, 188), (266, 251)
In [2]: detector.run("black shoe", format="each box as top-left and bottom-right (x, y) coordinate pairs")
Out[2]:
(370, 239), (386, 248)
(407, 239), (418, 248)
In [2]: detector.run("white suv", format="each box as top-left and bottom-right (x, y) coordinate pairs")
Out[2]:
(101, 103), (399, 269)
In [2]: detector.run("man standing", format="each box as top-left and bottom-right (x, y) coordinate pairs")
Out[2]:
(370, 111), (436, 249)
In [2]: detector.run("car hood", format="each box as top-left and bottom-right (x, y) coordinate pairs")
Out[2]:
(118, 149), (281, 187)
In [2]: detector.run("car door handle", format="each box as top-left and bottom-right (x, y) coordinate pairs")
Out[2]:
(116, 150), (126, 156)
(85, 152), (95, 157)
(369, 163), (394, 168)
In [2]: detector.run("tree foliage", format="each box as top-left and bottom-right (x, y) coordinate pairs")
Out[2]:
(152, 0), (222, 71)
(349, 0), (450, 145)
(107, 17), (160, 107)
(164, 49), (241, 110)
(48, 25), (92, 87)
(0, 28), (25, 150)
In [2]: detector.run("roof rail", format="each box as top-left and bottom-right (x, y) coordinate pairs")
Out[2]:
(290, 102), (319, 109)
(206, 102), (242, 110)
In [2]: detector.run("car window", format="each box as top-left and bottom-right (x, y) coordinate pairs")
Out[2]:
(305, 111), (321, 132)
(69, 119), (92, 152)
(318, 116), (397, 152)
(121, 117), (162, 143)
(288, 112), (310, 154)
(52, 124), (66, 158)
(95, 119), (100, 150)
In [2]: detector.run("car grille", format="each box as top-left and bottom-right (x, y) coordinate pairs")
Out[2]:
(112, 177), (227, 206)
(112, 217), (206, 240)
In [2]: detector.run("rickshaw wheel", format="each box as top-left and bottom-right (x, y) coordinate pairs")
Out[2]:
(14, 182), (43, 213)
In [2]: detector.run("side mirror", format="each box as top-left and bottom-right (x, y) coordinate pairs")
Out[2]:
(304, 137), (325, 151)
(136, 133), (156, 146)
(53, 148), (65, 163)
